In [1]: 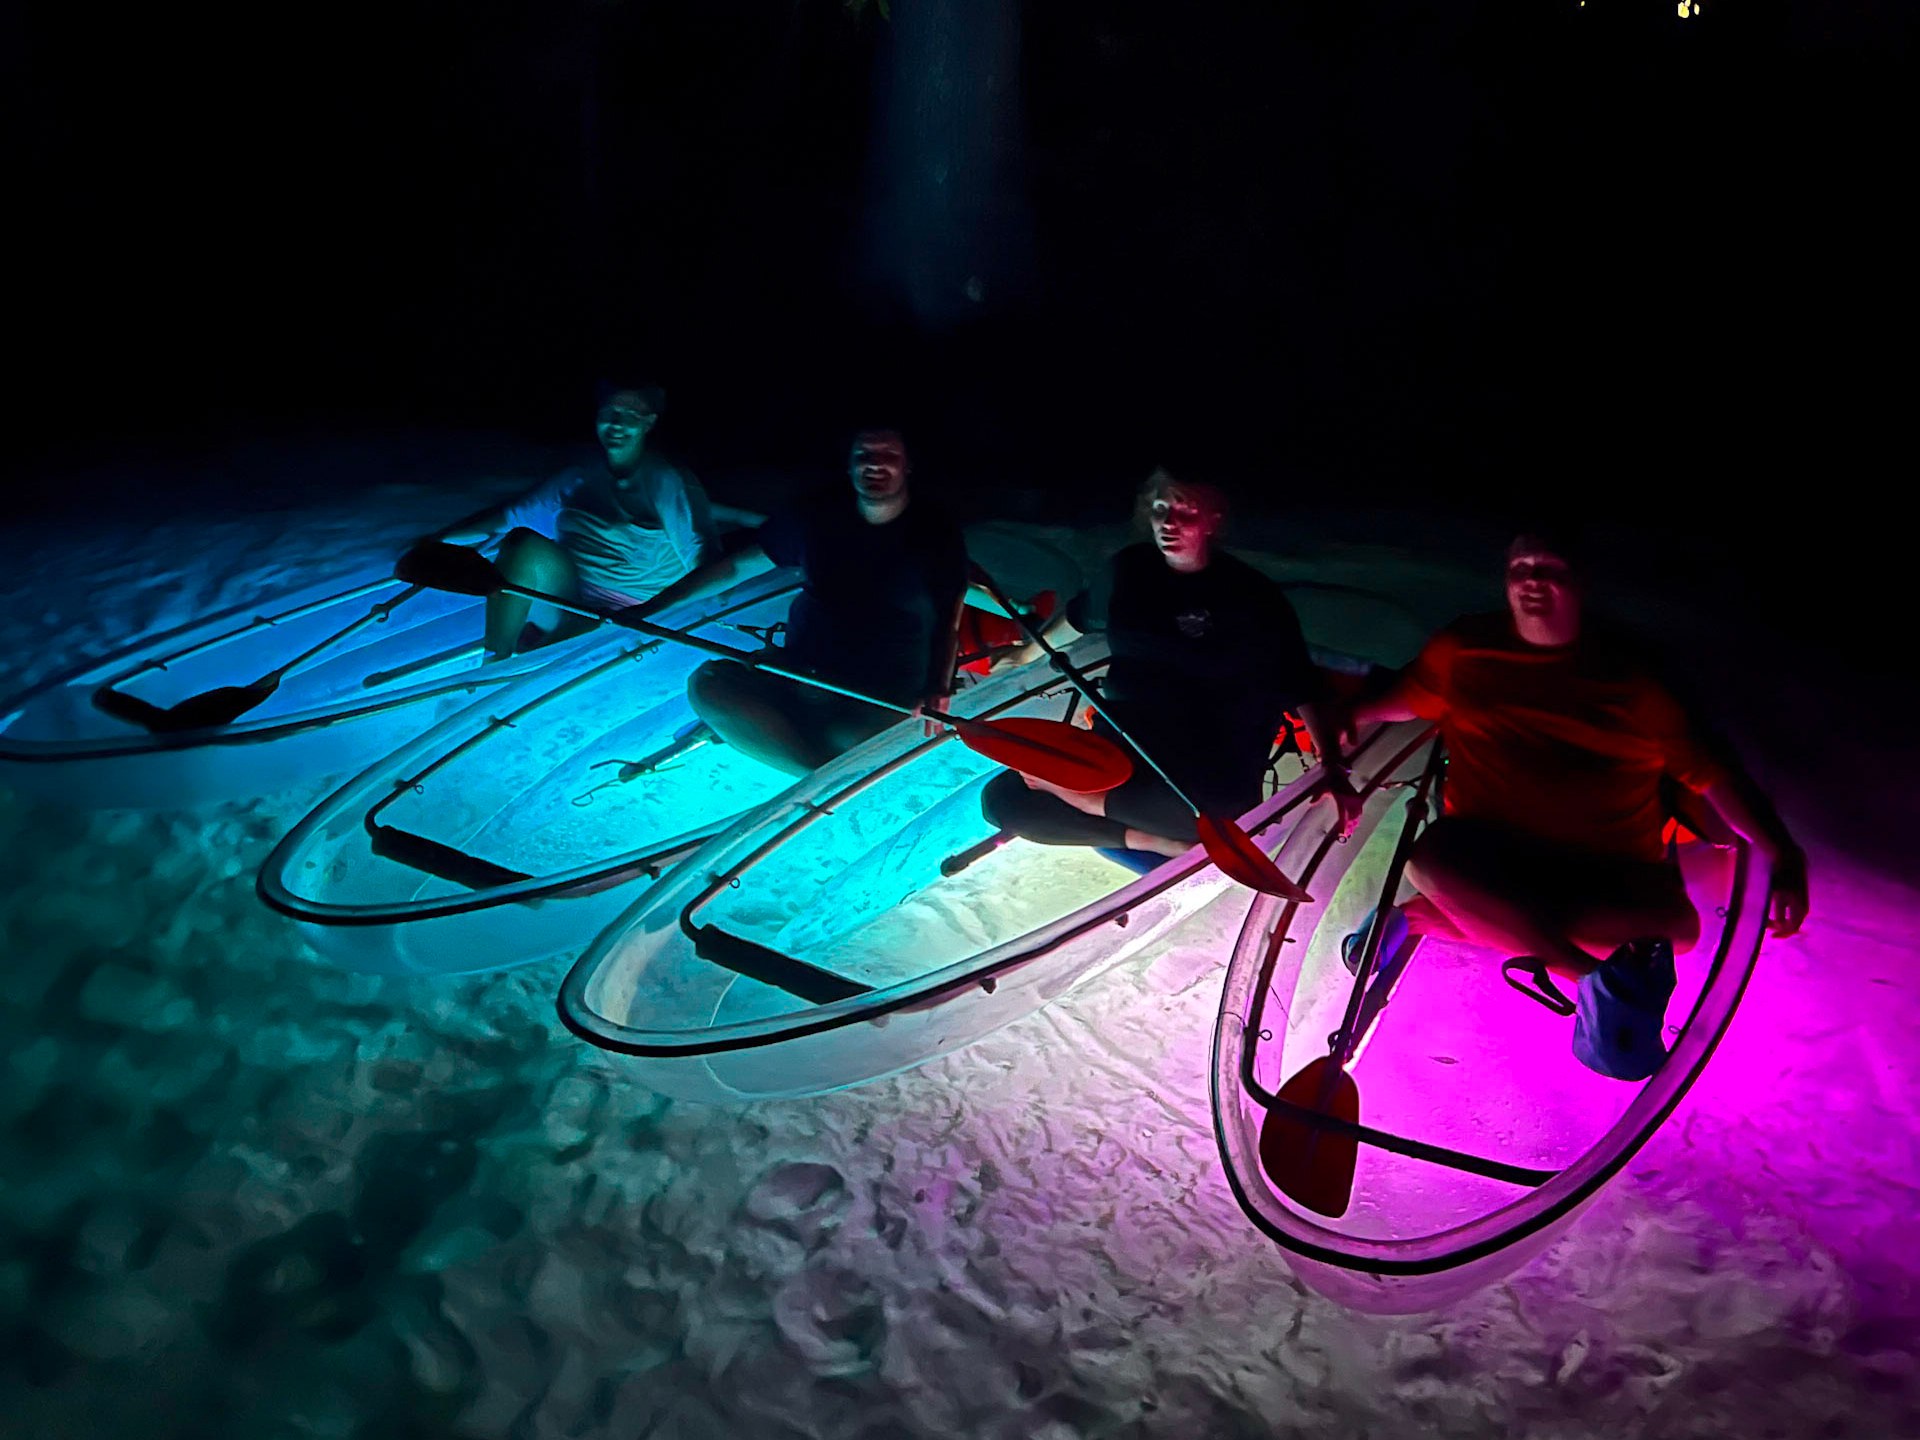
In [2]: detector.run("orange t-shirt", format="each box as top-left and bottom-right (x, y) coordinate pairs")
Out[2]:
(1400, 615), (1727, 863)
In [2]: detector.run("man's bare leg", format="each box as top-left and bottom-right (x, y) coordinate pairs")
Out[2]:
(1399, 894), (1468, 942)
(1405, 826), (1697, 980)
(486, 529), (587, 657)
(1021, 773), (1189, 856)
(1020, 771), (1104, 816)
(1404, 828), (1605, 981)
(687, 661), (829, 777)
(1564, 891), (1701, 957)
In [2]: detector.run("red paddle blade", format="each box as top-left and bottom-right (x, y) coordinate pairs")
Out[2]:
(952, 715), (1132, 794)
(1196, 814), (1314, 901)
(1260, 1057), (1360, 1218)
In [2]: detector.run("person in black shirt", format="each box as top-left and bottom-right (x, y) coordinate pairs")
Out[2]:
(981, 471), (1360, 862)
(626, 430), (969, 775)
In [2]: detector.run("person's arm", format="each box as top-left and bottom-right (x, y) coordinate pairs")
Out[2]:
(1351, 628), (1456, 728)
(1264, 583), (1362, 833)
(622, 543), (774, 621)
(429, 504), (510, 547)
(1350, 677), (1428, 726)
(661, 470), (722, 573)
(988, 608), (1080, 673)
(1702, 773), (1808, 938)
(628, 501), (799, 621)
(919, 589), (969, 734)
(1660, 692), (1809, 937)
(918, 530), (975, 721)
(426, 472), (569, 548)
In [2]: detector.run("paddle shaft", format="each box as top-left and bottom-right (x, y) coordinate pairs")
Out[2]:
(493, 578), (945, 725)
(399, 544), (1127, 784)
(1325, 741), (1445, 1062)
(254, 583), (427, 688)
(966, 567), (1201, 811)
(1279, 741), (1444, 1187)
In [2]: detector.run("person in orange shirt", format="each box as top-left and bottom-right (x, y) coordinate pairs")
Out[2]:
(1351, 531), (1809, 1080)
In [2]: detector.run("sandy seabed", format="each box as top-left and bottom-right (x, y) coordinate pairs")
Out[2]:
(2, 442), (1916, 1439)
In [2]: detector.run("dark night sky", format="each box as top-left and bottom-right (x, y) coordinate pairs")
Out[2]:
(6, 0), (1911, 543)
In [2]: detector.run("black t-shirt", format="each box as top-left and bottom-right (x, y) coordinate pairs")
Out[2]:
(1079, 543), (1321, 790)
(758, 489), (969, 703)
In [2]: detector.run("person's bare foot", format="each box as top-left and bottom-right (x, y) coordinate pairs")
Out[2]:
(1123, 827), (1191, 858)
(1021, 771), (1105, 816)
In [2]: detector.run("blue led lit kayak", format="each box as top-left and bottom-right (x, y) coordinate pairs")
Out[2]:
(0, 563), (564, 811)
(1209, 730), (1775, 1312)
(256, 570), (805, 976)
(554, 670), (1423, 1101)
(255, 523), (1093, 976)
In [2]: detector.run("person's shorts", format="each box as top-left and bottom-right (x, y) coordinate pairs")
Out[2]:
(1416, 816), (1690, 930)
(578, 578), (645, 612)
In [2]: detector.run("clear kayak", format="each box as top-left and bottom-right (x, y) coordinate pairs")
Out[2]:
(1209, 724), (1774, 1313)
(0, 563), (578, 811)
(256, 571), (804, 976)
(255, 524), (1090, 977)
(555, 658), (1416, 1102)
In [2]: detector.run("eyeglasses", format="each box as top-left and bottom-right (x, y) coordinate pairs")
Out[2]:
(1507, 559), (1572, 584)
(1150, 500), (1208, 524)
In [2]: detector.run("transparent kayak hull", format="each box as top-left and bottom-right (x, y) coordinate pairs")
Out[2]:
(1210, 726), (1774, 1313)
(256, 572), (802, 977)
(557, 667), (1416, 1102)
(0, 567), (572, 810)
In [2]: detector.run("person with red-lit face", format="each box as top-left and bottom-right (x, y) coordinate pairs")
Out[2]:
(1147, 484), (1222, 572)
(1504, 539), (1581, 649)
(977, 468), (1359, 866)
(1351, 531), (1809, 1081)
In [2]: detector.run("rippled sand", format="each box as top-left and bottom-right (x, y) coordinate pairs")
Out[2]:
(3, 440), (1914, 1438)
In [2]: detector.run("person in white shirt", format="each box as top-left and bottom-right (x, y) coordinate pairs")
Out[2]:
(431, 382), (719, 658)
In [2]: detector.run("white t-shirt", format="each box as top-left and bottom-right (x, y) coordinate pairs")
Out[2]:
(502, 454), (718, 604)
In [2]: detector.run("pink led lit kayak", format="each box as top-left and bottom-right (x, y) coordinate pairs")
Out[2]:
(1210, 727), (1775, 1312)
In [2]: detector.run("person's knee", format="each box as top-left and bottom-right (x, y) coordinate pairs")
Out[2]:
(1404, 827), (1460, 897)
(496, 527), (544, 563)
(687, 659), (751, 718)
(980, 771), (1031, 832)
(819, 703), (891, 759)
(499, 528), (570, 579)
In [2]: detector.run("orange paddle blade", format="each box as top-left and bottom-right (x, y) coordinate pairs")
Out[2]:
(1260, 1057), (1360, 1218)
(950, 715), (1133, 794)
(1196, 814), (1313, 900)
